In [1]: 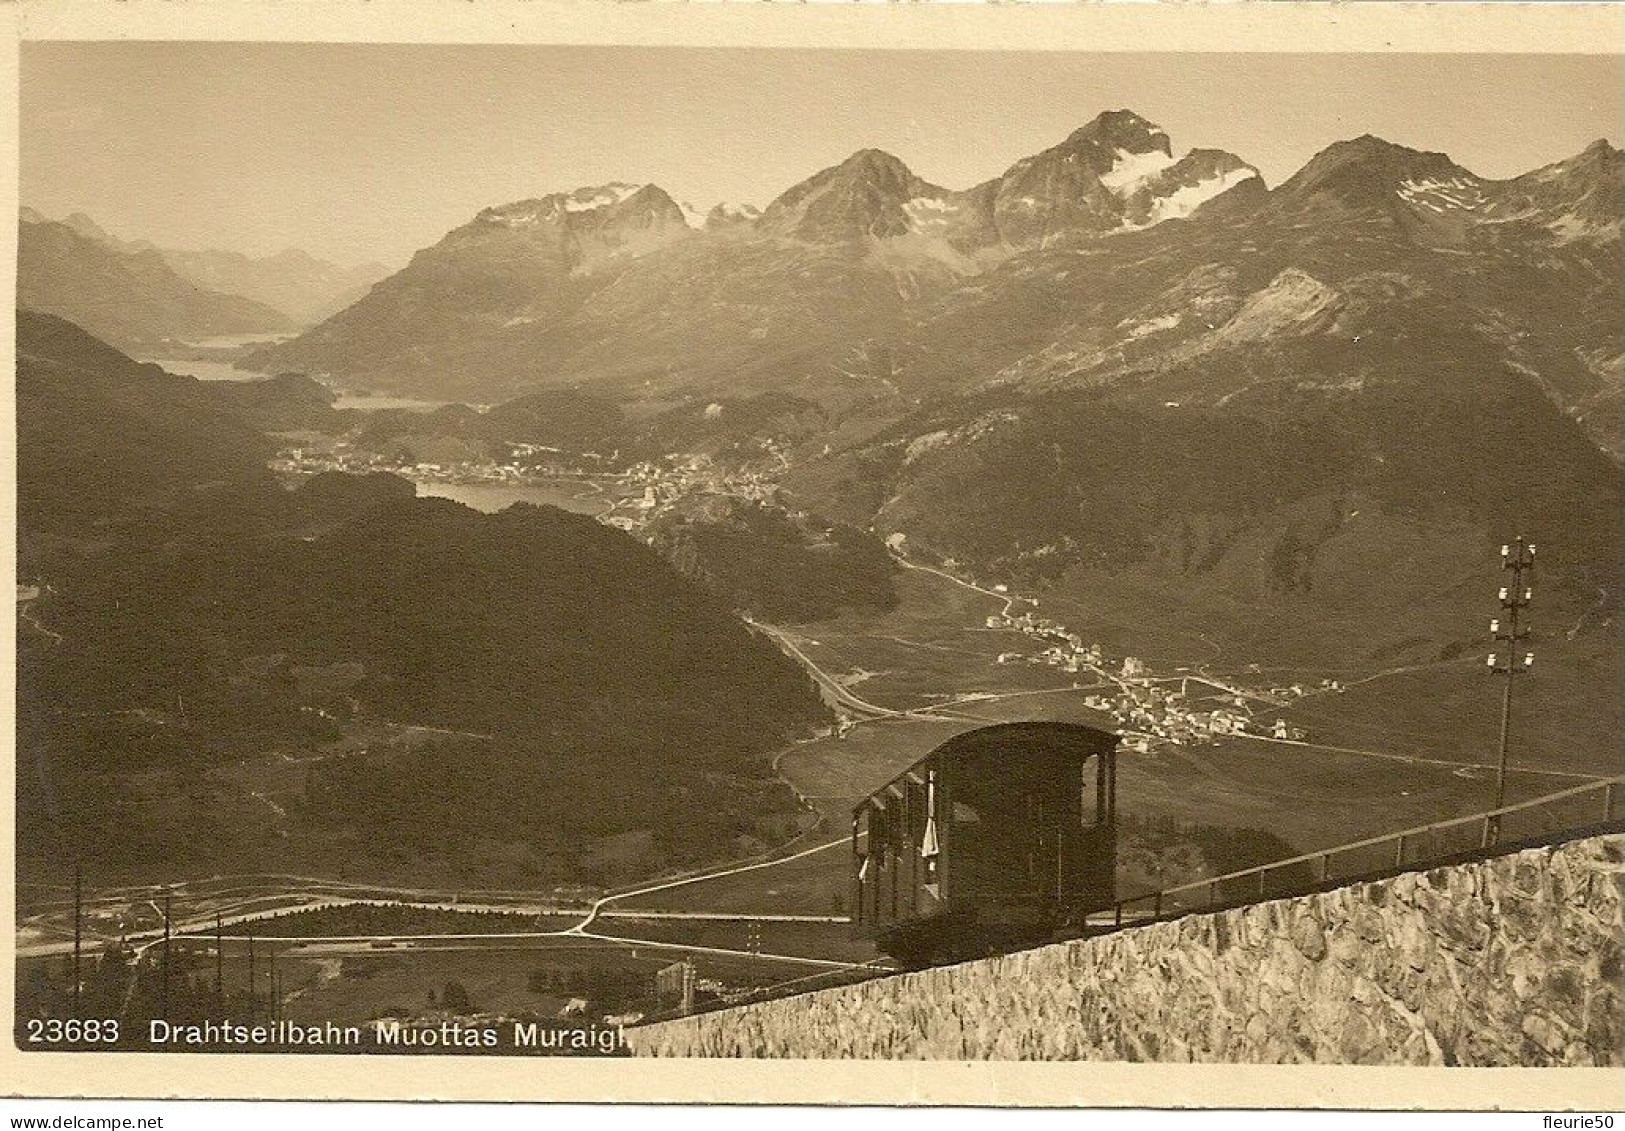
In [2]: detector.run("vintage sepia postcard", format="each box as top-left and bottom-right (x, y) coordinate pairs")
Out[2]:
(2, 0), (1622, 1112)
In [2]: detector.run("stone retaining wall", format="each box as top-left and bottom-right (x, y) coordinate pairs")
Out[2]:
(628, 833), (1623, 1063)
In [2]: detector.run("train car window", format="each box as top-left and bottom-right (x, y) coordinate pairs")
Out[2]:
(1083, 758), (1094, 826)
(907, 780), (928, 842)
(1086, 751), (1111, 827)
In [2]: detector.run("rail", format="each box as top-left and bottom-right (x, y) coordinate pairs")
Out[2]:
(1104, 774), (1624, 927)
(633, 775), (1622, 1028)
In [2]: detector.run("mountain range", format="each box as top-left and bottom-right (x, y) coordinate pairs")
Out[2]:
(18, 213), (292, 351)
(240, 111), (1622, 464)
(17, 209), (390, 349)
(22, 109), (1624, 685)
(233, 110), (1623, 697)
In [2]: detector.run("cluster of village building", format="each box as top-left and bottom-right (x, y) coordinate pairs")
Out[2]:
(271, 446), (574, 485)
(622, 454), (780, 510)
(984, 607), (1334, 753)
(272, 442), (787, 539)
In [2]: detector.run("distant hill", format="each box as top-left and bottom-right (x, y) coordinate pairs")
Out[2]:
(15, 312), (829, 888)
(18, 216), (293, 351)
(160, 245), (390, 326)
(350, 387), (631, 467)
(246, 183), (695, 399)
(236, 111), (1263, 405)
(15, 309), (276, 533)
(217, 116), (1625, 694)
(646, 496), (899, 624)
(21, 209), (391, 333)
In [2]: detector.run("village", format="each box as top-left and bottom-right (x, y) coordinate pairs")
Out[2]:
(604, 452), (783, 532)
(269, 442), (784, 536)
(270, 439), (616, 486)
(983, 606), (1337, 753)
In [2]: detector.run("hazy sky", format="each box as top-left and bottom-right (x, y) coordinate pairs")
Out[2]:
(21, 44), (1623, 269)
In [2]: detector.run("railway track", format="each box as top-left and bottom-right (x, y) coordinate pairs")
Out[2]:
(632, 782), (1624, 1027)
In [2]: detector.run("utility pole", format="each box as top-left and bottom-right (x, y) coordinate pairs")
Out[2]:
(1485, 537), (1535, 846)
(247, 935), (256, 1024)
(160, 891), (172, 1023)
(215, 914), (225, 1020)
(71, 865), (82, 1019)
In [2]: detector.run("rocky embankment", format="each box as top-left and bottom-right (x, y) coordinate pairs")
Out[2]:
(629, 834), (1623, 1064)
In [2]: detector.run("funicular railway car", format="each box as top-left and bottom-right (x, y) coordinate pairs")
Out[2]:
(852, 721), (1119, 966)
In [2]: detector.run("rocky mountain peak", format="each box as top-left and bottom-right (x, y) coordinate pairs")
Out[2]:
(838, 148), (917, 179)
(759, 148), (945, 242)
(1062, 109), (1174, 159)
(474, 182), (685, 230)
(1272, 135), (1480, 215)
(1497, 137), (1624, 243)
(987, 113), (1259, 247)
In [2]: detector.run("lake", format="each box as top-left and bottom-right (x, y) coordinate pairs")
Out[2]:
(142, 355), (447, 413)
(333, 393), (447, 413)
(179, 333), (292, 350)
(413, 478), (615, 516)
(145, 356), (263, 382)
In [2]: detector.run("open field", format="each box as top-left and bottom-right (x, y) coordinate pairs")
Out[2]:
(1268, 656), (1624, 780)
(17, 924), (865, 1033)
(615, 840), (853, 917)
(263, 940), (865, 1027)
(591, 917), (878, 967)
(769, 567), (1070, 711)
(1033, 563), (1624, 779)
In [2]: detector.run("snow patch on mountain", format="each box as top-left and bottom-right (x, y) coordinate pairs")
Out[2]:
(563, 184), (645, 213)
(712, 203), (761, 223)
(677, 201), (763, 230)
(903, 195), (960, 231)
(1100, 147), (1178, 195)
(1396, 176), (1486, 212)
(479, 184), (650, 228)
(902, 412), (1017, 464)
(1149, 167), (1261, 223)
(904, 429), (953, 463)
(679, 201), (708, 229)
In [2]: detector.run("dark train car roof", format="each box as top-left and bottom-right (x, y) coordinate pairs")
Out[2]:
(855, 721), (1118, 814)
